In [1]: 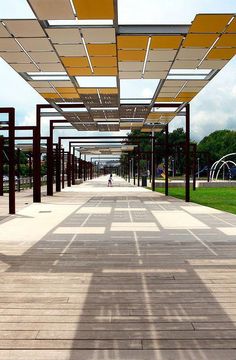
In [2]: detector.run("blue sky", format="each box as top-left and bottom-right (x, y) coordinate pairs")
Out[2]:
(0, 0), (236, 143)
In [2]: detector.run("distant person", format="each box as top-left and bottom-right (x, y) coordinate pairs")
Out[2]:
(108, 174), (113, 187)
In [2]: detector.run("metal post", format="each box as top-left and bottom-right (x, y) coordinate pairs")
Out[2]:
(62, 148), (65, 189)
(207, 152), (210, 182)
(165, 125), (169, 196)
(67, 151), (71, 187)
(33, 105), (41, 203)
(137, 144), (140, 186)
(90, 163), (93, 179)
(151, 134), (155, 192)
(56, 141), (61, 192)
(193, 144), (196, 191)
(0, 137), (4, 196)
(84, 155), (86, 181)
(75, 156), (77, 180)
(185, 103), (190, 202)
(29, 152), (32, 189)
(47, 135), (53, 196)
(197, 157), (200, 179)
(72, 147), (75, 185)
(16, 148), (20, 192)
(128, 156), (131, 183)
(79, 156), (82, 179)
(9, 108), (15, 214)
(133, 156), (136, 185)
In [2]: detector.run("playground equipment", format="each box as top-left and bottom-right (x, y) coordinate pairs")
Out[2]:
(210, 153), (236, 181)
(157, 164), (165, 179)
(196, 165), (208, 177)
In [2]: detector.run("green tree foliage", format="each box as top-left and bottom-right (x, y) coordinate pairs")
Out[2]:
(198, 130), (236, 163)
(121, 128), (188, 175)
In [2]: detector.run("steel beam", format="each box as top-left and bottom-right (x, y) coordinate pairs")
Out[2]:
(0, 137), (3, 196)
(8, 108), (15, 214)
(165, 124), (169, 196)
(33, 105), (41, 203)
(185, 103), (190, 202)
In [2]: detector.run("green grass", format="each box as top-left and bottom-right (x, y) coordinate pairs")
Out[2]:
(155, 187), (236, 215)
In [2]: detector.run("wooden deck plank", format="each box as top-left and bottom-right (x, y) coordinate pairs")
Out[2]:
(1, 176), (236, 358)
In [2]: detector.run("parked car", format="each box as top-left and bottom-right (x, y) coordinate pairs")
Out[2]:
(3, 175), (9, 182)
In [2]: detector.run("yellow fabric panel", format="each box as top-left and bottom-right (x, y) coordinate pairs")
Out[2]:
(207, 48), (236, 59)
(117, 36), (148, 49)
(118, 50), (145, 61)
(150, 35), (183, 49)
(216, 34), (236, 47)
(40, 93), (60, 98)
(179, 92), (197, 98)
(61, 57), (89, 67)
(56, 87), (77, 94)
(99, 88), (118, 94)
(131, 123), (143, 127)
(148, 113), (161, 119)
(67, 67), (92, 75)
(120, 123), (132, 129)
(189, 14), (233, 33)
(155, 97), (174, 102)
(87, 44), (116, 56)
(175, 96), (194, 102)
(77, 88), (98, 94)
(153, 112), (176, 117)
(91, 56), (117, 67)
(73, 0), (114, 19)
(226, 18), (236, 33)
(61, 93), (80, 99)
(93, 67), (117, 75)
(183, 34), (218, 48)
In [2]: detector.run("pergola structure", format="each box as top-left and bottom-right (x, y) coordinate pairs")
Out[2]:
(1, 3), (236, 130)
(0, 1), (236, 213)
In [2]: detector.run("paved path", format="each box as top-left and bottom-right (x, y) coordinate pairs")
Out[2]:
(1, 176), (236, 359)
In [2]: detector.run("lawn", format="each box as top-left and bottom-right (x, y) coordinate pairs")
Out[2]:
(155, 187), (236, 215)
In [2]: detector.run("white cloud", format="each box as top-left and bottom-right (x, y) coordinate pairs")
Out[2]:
(0, 59), (47, 117)
(0, 0), (35, 18)
(118, 0), (236, 24)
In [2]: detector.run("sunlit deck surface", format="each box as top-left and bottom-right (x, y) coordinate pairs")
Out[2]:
(1, 176), (236, 359)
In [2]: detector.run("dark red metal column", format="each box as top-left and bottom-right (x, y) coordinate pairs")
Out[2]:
(47, 136), (53, 196)
(0, 137), (3, 196)
(137, 144), (140, 187)
(151, 135), (155, 192)
(72, 147), (75, 185)
(90, 162), (93, 180)
(16, 148), (21, 192)
(165, 125), (169, 196)
(79, 157), (82, 179)
(8, 108), (15, 214)
(192, 144), (196, 191)
(62, 148), (65, 189)
(29, 152), (32, 189)
(84, 156), (87, 181)
(128, 155), (131, 183)
(56, 140), (61, 192)
(67, 152), (71, 187)
(133, 155), (136, 186)
(185, 103), (190, 202)
(33, 105), (41, 203)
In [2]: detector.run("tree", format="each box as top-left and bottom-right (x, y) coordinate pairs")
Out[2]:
(198, 130), (236, 164)
(121, 128), (189, 176)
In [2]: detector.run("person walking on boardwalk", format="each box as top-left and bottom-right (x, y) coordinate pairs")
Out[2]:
(108, 173), (113, 187)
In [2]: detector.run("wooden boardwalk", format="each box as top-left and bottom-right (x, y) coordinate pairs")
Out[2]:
(0, 176), (236, 359)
